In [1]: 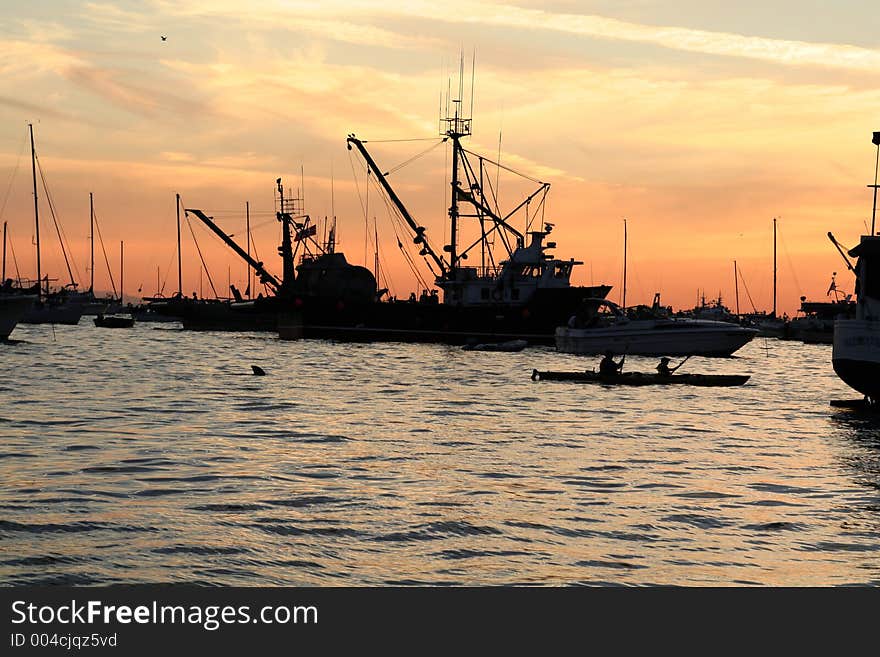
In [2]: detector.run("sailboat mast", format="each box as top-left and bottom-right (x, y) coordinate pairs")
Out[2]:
(2, 221), (6, 282)
(773, 217), (777, 318)
(176, 193), (182, 297)
(29, 123), (41, 298)
(246, 201), (251, 299)
(89, 192), (94, 293)
(622, 218), (627, 309)
(734, 260), (740, 316)
(871, 132), (880, 235)
(119, 240), (124, 306)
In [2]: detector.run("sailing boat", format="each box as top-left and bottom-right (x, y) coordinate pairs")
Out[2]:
(19, 123), (83, 325)
(1, 222), (36, 340)
(94, 241), (134, 328)
(71, 193), (122, 315)
(738, 218), (789, 336)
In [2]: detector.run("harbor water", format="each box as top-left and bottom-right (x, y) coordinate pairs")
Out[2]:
(1, 323), (879, 586)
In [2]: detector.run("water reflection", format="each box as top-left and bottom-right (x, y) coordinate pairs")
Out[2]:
(1, 325), (880, 585)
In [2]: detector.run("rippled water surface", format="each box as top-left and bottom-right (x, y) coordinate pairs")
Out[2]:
(2, 322), (879, 585)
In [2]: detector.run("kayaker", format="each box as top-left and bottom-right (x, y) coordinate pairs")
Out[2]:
(656, 356), (687, 377)
(599, 350), (625, 375)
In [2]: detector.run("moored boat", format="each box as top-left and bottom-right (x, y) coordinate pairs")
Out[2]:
(531, 369), (750, 387)
(555, 298), (757, 357)
(94, 313), (134, 328)
(462, 339), (528, 352)
(832, 132), (880, 401)
(0, 292), (36, 340)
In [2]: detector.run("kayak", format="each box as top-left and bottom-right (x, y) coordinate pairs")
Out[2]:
(531, 369), (749, 387)
(463, 339), (528, 352)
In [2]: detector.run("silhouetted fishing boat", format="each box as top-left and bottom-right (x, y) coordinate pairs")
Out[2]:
(172, 90), (611, 343)
(531, 369), (749, 387)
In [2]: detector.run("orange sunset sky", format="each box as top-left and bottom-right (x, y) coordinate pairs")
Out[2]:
(1, 1), (878, 315)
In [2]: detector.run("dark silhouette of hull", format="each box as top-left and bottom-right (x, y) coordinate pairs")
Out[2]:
(154, 284), (612, 344)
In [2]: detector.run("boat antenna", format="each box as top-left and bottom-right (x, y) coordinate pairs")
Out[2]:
(871, 131), (880, 235)
(29, 123), (41, 298)
(469, 48), (476, 120)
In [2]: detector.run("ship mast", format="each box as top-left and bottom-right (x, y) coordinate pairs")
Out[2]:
(773, 217), (777, 318)
(29, 123), (41, 298)
(176, 192), (182, 297)
(446, 99), (468, 273)
(871, 132), (880, 235)
(89, 192), (94, 294)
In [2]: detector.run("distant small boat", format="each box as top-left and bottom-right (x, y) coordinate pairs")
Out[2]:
(462, 339), (527, 352)
(94, 314), (134, 328)
(531, 369), (749, 387)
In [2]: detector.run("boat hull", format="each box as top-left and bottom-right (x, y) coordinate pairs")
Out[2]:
(21, 302), (83, 325)
(832, 319), (880, 399)
(0, 294), (37, 340)
(554, 320), (757, 357)
(531, 369), (750, 386)
(94, 315), (134, 328)
(166, 284), (613, 344)
(280, 289), (610, 345)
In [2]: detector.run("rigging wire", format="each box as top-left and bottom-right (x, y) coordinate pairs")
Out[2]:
(776, 221), (803, 295)
(185, 214), (219, 299)
(737, 266), (759, 313)
(7, 225), (22, 284)
(36, 155), (82, 287)
(462, 147), (545, 185)
(366, 168), (430, 291)
(92, 207), (118, 298)
(385, 139), (445, 176)
(0, 130), (27, 223)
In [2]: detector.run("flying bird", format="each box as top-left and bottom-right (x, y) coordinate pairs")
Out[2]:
(160, 35), (167, 41)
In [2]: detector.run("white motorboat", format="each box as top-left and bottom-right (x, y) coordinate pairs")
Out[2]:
(555, 299), (757, 357)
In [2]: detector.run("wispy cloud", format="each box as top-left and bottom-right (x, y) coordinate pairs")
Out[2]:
(154, 0), (880, 73)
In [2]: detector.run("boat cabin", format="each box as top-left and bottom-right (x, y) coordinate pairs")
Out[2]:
(848, 235), (880, 321)
(436, 229), (582, 306)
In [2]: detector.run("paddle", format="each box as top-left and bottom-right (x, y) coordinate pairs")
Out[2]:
(670, 355), (692, 374)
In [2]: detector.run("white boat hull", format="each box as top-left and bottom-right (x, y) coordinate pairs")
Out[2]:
(555, 319), (757, 357)
(832, 319), (880, 398)
(0, 294), (37, 339)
